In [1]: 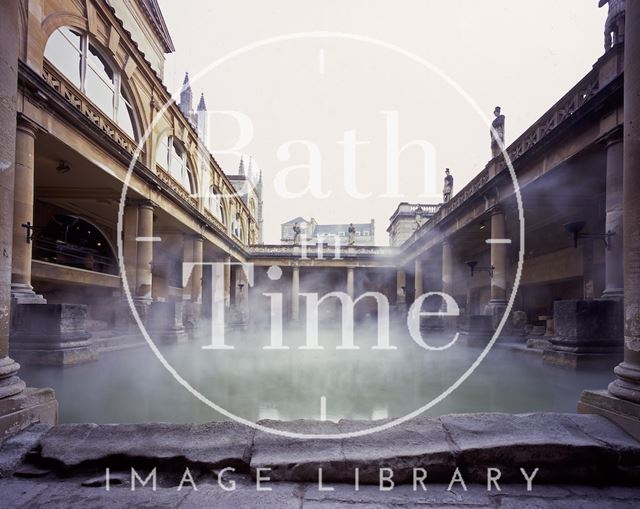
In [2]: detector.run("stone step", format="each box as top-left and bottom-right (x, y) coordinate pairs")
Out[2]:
(6, 413), (640, 485)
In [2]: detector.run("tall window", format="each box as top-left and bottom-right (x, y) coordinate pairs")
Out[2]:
(232, 214), (243, 240)
(157, 135), (196, 193)
(45, 27), (137, 139)
(207, 186), (225, 223)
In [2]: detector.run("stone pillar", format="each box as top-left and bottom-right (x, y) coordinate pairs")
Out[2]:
(135, 201), (153, 301)
(609, 0), (640, 406)
(223, 255), (231, 310)
(122, 201), (138, 295)
(11, 116), (45, 304)
(602, 132), (624, 299)
(579, 1), (640, 439)
(291, 265), (300, 321)
(442, 240), (453, 298)
(396, 269), (406, 305)
(346, 266), (355, 299)
(487, 207), (507, 326)
(414, 258), (423, 297)
(191, 236), (204, 304)
(441, 239), (456, 329)
(0, 0), (57, 436)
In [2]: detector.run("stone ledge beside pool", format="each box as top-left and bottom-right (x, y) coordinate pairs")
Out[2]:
(1, 412), (638, 486)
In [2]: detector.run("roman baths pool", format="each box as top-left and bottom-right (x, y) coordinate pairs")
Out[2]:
(18, 325), (615, 425)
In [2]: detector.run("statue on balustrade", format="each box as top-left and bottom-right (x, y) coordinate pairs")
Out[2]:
(442, 168), (453, 203)
(599, 0), (626, 50)
(491, 106), (505, 158)
(348, 223), (356, 246)
(292, 223), (301, 245)
(415, 206), (424, 230)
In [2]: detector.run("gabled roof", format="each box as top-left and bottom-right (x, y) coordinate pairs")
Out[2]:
(139, 0), (175, 53)
(282, 216), (308, 225)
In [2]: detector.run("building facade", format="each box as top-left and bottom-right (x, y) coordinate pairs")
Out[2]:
(387, 203), (439, 247)
(1, 0), (640, 441)
(281, 217), (376, 245)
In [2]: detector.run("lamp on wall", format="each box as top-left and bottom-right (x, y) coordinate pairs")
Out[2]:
(563, 221), (615, 250)
(466, 260), (494, 278)
(56, 160), (71, 174)
(21, 221), (35, 244)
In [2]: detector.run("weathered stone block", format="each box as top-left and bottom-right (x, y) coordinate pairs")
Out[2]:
(250, 420), (343, 482)
(38, 421), (253, 470)
(147, 301), (188, 344)
(458, 315), (494, 346)
(440, 412), (639, 483)
(0, 388), (57, 439)
(544, 299), (623, 369)
(339, 417), (455, 484)
(10, 304), (95, 366)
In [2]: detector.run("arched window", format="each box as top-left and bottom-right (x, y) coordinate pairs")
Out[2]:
(45, 27), (137, 139)
(207, 185), (225, 223)
(232, 213), (243, 239)
(157, 135), (196, 193)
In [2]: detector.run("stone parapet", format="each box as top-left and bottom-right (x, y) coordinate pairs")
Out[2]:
(9, 304), (95, 366)
(543, 299), (623, 369)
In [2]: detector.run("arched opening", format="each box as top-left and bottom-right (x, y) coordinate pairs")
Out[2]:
(207, 185), (225, 223)
(232, 212), (243, 240)
(44, 26), (138, 139)
(33, 215), (117, 275)
(156, 135), (197, 194)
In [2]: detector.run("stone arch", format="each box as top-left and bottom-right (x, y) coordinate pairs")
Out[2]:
(37, 12), (88, 71)
(34, 214), (118, 275)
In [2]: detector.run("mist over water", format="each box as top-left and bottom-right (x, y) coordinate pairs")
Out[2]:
(19, 318), (613, 425)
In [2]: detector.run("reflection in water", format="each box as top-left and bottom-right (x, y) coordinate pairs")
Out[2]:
(19, 324), (614, 424)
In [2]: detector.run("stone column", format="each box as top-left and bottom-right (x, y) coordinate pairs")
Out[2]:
(442, 239), (453, 298)
(487, 207), (507, 325)
(414, 258), (423, 297)
(0, 0), (57, 435)
(10, 116), (45, 304)
(346, 266), (355, 299)
(182, 235), (203, 333)
(441, 239), (456, 329)
(122, 201), (138, 295)
(191, 236), (204, 304)
(223, 255), (231, 310)
(602, 132), (624, 299)
(0, 1), (25, 400)
(182, 236), (194, 301)
(396, 269), (406, 305)
(135, 201), (153, 302)
(291, 265), (300, 321)
(609, 0), (640, 405)
(579, 1), (640, 439)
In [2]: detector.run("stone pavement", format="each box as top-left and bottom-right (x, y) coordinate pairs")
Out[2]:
(0, 413), (639, 507)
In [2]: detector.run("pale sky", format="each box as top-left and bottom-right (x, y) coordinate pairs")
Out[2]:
(157, 0), (606, 244)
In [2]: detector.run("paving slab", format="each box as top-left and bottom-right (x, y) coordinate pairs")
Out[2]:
(250, 419), (344, 482)
(439, 412), (635, 483)
(38, 421), (254, 470)
(339, 417), (456, 484)
(0, 423), (50, 477)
